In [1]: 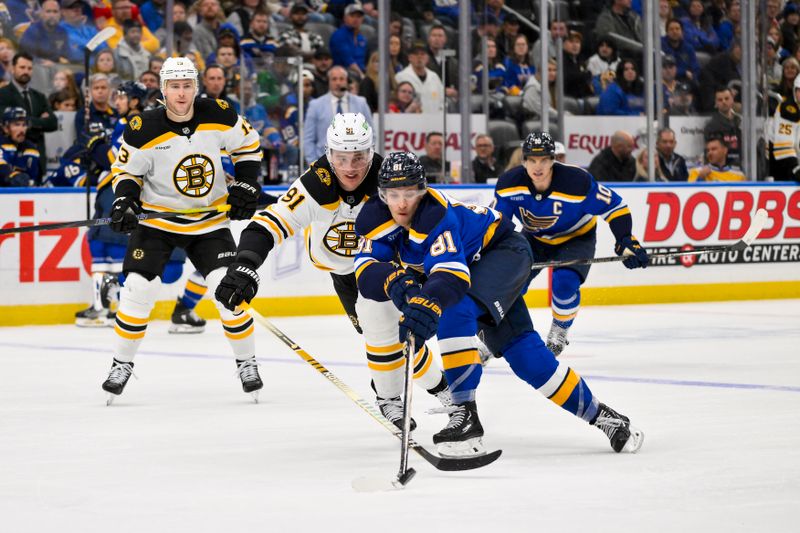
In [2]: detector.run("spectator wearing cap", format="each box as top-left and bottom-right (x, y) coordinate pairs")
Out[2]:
(660, 55), (679, 111)
(562, 31), (593, 99)
(75, 73), (117, 144)
(302, 65), (373, 165)
(554, 141), (566, 163)
(531, 19), (567, 71)
(670, 82), (696, 115)
(19, 0), (76, 64)
(330, 3), (368, 76)
(0, 52), (58, 175)
(594, 0), (644, 58)
(655, 127), (689, 181)
(472, 134), (500, 184)
(106, 0), (160, 54)
(688, 137), (745, 182)
(139, 0), (166, 34)
(114, 20), (151, 81)
(781, 3), (800, 56)
(61, 0), (106, 62)
(311, 47), (333, 96)
(662, 19), (699, 81)
(278, 3), (325, 61)
(191, 0), (223, 61)
(395, 41), (445, 113)
(0, 107), (41, 186)
(587, 130), (637, 182)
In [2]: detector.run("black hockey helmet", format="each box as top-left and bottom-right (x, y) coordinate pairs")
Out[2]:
(378, 151), (427, 190)
(1, 107), (29, 126)
(116, 81), (148, 107)
(522, 131), (556, 159)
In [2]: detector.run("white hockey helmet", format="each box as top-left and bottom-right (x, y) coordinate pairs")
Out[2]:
(159, 56), (199, 93)
(326, 113), (374, 158)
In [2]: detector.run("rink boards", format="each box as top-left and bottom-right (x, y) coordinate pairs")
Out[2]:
(0, 182), (798, 326)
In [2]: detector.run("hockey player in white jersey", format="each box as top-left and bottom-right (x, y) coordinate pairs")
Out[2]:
(100, 57), (263, 403)
(771, 75), (800, 181)
(215, 113), (452, 429)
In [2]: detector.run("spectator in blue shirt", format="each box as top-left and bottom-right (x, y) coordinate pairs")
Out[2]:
(61, 0), (106, 62)
(330, 3), (367, 76)
(716, 0), (740, 51)
(19, 0), (77, 64)
(597, 59), (645, 116)
(662, 18), (700, 81)
(139, 0), (166, 33)
(502, 33), (533, 95)
(681, 0), (720, 53)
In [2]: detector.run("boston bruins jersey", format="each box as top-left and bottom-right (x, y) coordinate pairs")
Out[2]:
(111, 98), (262, 234)
(771, 98), (800, 179)
(250, 153), (382, 274)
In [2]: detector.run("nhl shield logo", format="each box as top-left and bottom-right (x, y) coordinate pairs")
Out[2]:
(173, 154), (215, 198)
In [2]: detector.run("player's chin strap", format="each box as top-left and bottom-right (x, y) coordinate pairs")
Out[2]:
(529, 208), (769, 270)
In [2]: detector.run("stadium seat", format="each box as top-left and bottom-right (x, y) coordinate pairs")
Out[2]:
(488, 119), (521, 148)
(306, 22), (336, 45)
(503, 95), (524, 120)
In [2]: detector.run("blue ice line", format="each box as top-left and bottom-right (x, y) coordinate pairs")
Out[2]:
(2, 340), (799, 394)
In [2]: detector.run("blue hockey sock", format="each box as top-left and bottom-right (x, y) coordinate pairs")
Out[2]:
(551, 268), (581, 328)
(179, 270), (207, 310)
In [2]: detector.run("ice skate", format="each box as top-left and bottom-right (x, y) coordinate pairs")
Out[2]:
(169, 299), (206, 334)
(591, 403), (644, 453)
(546, 322), (570, 357)
(426, 383), (454, 415)
(377, 396), (416, 431)
(75, 306), (109, 328)
(102, 359), (135, 405)
(236, 357), (263, 403)
(432, 401), (487, 457)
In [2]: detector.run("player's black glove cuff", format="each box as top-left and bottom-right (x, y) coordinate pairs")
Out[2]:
(384, 268), (421, 310)
(615, 235), (649, 269)
(110, 195), (142, 234)
(215, 261), (261, 311)
(228, 180), (260, 220)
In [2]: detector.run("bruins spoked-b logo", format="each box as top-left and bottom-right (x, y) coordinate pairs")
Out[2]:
(173, 154), (215, 197)
(324, 222), (360, 257)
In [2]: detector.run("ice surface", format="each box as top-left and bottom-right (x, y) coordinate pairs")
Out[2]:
(1, 300), (798, 532)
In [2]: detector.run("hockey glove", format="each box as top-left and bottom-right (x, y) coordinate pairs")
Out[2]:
(615, 235), (649, 269)
(399, 295), (442, 348)
(110, 195), (142, 234)
(228, 180), (260, 220)
(215, 262), (261, 311)
(384, 268), (421, 310)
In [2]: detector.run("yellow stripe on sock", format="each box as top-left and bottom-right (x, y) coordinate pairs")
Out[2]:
(224, 324), (254, 340)
(549, 368), (580, 406)
(116, 311), (148, 326)
(441, 349), (480, 370)
(114, 324), (146, 340)
(368, 358), (406, 372)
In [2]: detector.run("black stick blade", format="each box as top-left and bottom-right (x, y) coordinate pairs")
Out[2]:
(414, 446), (502, 471)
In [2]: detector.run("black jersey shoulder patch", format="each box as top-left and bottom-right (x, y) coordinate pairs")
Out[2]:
(780, 101), (800, 121)
(122, 108), (171, 149)
(194, 97), (239, 127)
(300, 155), (340, 206)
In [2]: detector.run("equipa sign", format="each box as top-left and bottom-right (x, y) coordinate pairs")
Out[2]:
(642, 189), (800, 267)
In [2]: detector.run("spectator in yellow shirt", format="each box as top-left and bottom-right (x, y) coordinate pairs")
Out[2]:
(104, 0), (160, 54)
(688, 137), (747, 182)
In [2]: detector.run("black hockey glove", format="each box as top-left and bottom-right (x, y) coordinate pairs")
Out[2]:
(215, 261), (261, 311)
(228, 180), (260, 220)
(384, 268), (421, 310)
(615, 235), (649, 269)
(110, 195), (142, 234)
(399, 295), (442, 348)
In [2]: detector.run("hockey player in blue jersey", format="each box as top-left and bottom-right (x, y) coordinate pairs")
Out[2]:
(494, 132), (649, 356)
(0, 107), (40, 186)
(355, 151), (644, 456)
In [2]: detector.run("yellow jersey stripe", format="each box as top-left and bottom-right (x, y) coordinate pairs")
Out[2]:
(605, 206), (631, 223)
(428, 188), (448, 207)
(320, 198), (341, 211)
(253, 215), (284, 244)
(549, 368), (580, 406)
(304, 227), (336, 271)
(365, 219), (397, 240)
(534, 218), (597, 246)
(549, 191), (586, 203)
(497, 186), (530, 197)
(354, 258), (377, 280)
(196, 123), (231, 132)
(481, 218), (501, 249)
(266, 207), (295, 237)
(141, 131), (179, 150)
(142, 212), (227, 232)
(431, 267), (471, 285)
(230, 140), (260, 155)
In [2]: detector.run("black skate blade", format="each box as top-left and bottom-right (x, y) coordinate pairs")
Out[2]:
(415, 446), (502, 471)
(351, 468), (416, 493)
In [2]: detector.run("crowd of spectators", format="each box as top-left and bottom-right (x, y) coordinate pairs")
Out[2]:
(0, 0), (798, 186)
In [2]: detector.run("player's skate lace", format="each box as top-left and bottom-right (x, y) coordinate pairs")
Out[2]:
(236, 358), (260, 383)
(107, 360), (136, 385)
(441, 404), (467, 429)
(376, 397), (404, 423)
(426, 389), (456, 414)
(546, 322), (570, 356)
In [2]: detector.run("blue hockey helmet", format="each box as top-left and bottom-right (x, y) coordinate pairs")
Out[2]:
(116, 81), (148, 107)
(1, 106), (29, 126)
(378, 151), (427, 191)
(522, 131), (556, 158)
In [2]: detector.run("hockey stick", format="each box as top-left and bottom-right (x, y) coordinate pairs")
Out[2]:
(83, 26), (117, 218)
(529, 208), (769, 270)
(0, 204), (232, 235)
(244, 306), (502, 472)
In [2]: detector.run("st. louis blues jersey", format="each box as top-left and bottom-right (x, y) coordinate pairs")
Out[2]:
(244, 153), (382, 274)
(493, 163), (633, 246)
(112, 98), (262, 235)
(355, 188), (511, 308)
(0, 135), (40, 185)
